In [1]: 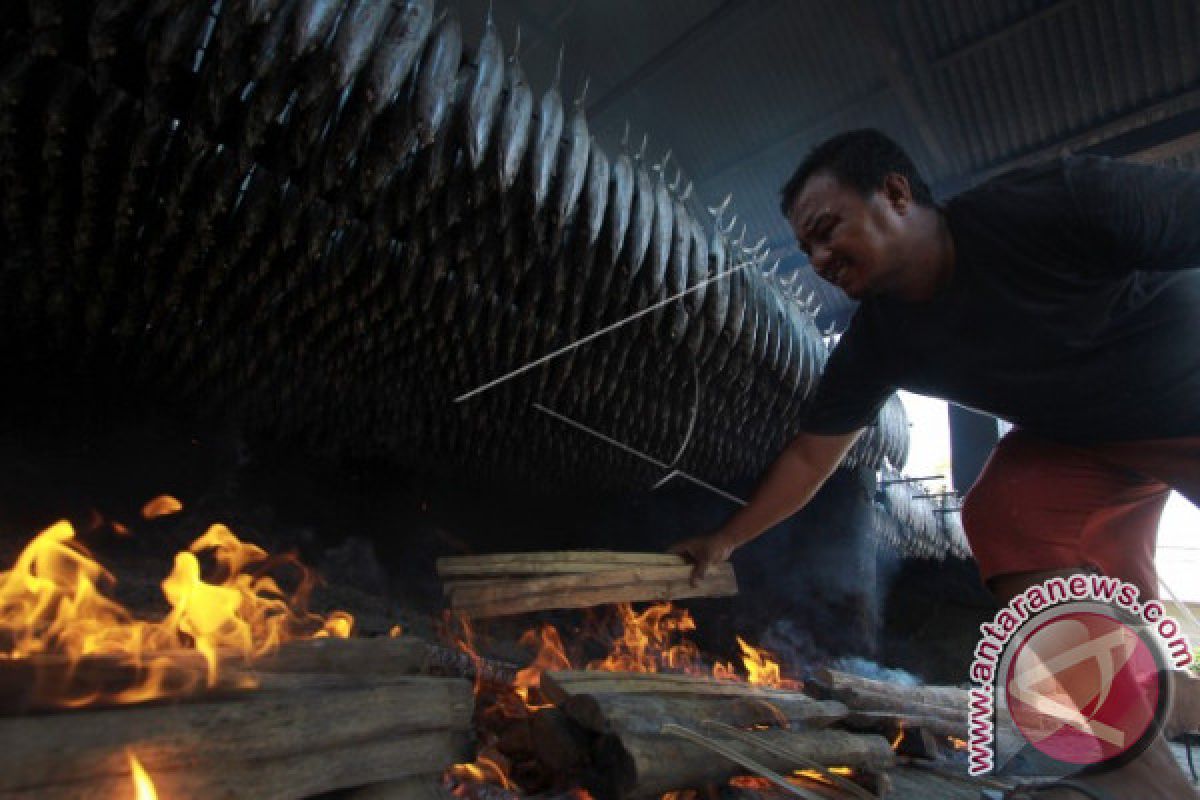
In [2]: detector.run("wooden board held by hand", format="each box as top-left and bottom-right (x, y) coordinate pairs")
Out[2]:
(436, 552), (737, 618)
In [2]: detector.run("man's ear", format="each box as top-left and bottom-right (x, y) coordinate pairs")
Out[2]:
(882, 172), (912, 214)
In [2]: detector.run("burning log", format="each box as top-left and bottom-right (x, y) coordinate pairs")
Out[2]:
(341, 774), (457, 800)
(542, 670), (806, 701)
(0, 676), (473, 799)
(0, 636), (432, 714)
(842, 709), (967, 740)
(815, 668), (968, 710)
(542, 671), (847, 735)
(560, 691), (847, 735)
(543, 670), (873, 798)
(528, 707), (593, 773)
(595, 728), (894, 799)
(813, 668), (968, 739)
(437, 552), (737, 618)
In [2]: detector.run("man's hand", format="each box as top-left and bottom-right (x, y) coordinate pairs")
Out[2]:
(668, 530), (737, 587)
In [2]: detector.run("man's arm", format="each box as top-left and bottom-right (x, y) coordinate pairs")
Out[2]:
(669, 428), (862, 583)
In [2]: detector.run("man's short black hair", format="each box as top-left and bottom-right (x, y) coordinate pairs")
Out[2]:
(779, 129), (933, 217)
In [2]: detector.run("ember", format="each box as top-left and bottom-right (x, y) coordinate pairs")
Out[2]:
(140, 495), (183, 520)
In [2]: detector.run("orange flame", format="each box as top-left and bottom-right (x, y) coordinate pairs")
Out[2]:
(948, 735), (968, 750)
(442, 611), (488, 695)
(513, 623), (571, 708)
(729, 635), (802, 690)
(793, 767), (854, 786)
(128, 753), (158, 800)
(141, 495), (183, 519)
(588, 602), (701, 673)
(0, 518), (353, 706)
(891, 723), (906, 750)
(448, 753), (514, 795)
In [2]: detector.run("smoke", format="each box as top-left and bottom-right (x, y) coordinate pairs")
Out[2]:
(830, 654), (920, 686)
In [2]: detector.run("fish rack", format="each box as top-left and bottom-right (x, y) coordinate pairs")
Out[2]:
(0, 1), (911, 491)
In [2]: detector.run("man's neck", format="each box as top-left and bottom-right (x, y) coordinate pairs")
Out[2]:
(894, 207), (956, 303)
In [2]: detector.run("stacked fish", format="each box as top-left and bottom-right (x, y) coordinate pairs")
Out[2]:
(0, 1), (913, 505)
(846, 393), (909, 472)
(873, 467), (971, 561)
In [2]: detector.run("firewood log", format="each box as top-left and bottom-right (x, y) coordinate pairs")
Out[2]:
(340, 774), (457, 800)
(559, 691), (847, 735)
(542, 670), (807, 703)
(452, 572), (737, 617)
(842, 709), (967, 740)
(595, 728), (894, 799)
(436, 551), (689, 578)
(0, 636), (431, 714)
(814, 668), (967, 711)
(528, 707), (593, 773)
(0, 677), (472, 799)
(444, 565), (734, 605)
(437, 552), (737, 617)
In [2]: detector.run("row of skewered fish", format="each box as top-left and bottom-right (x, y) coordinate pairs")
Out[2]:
(0, 0), (965, 558)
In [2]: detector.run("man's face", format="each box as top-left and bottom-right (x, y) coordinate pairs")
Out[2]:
(786, 171), (912, 300)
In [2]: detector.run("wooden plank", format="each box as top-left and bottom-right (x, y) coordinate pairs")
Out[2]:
(0, 637), (431, 714)
(317, 773), (454, 800)
(453, 568), (737, 618)
(436, 551), (688, 578)
(595, 728), (894, 799)
(0, 677), (473, 799)
(10, 731), (471, 800)
(542, 670), (808, 704)
(560, 691), (848, 735)
(815, 668), (967, 710)
(447, 564), (734, 605)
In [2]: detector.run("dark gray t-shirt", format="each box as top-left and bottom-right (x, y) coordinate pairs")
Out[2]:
(803, 155), (1200, 444)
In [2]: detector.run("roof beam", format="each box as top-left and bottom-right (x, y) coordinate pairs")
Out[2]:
(850, 0), (951, 175)
(935, 86), (1200, 196)
(1086, 106), (1200, 164)
(929, 0), (1086, 72)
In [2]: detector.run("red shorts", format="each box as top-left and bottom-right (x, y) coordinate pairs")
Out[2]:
(961, 430), (1200, 600)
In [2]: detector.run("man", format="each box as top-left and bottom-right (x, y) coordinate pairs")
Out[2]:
(670, 129), (1200, 798)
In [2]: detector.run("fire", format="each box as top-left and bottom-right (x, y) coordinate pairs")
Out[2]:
(441, 600), (804, 798)
(141, 495), (183, 519)
(948, 735), (968, 750)
(731, 767), (855, 792)
(891, 723), (906, 750)
(442, 611), (488, 695)
(513, 623), (570, 707)
(0, 517), (353, 706)
(448, 755), (513, 790)
(728, 776), (771, 789)
(725, 636), (801, 690)
(128, 753), (158, 799)
(793, 767), (854, 787)
(315, 611), (355, 639)
(588, 602), (701, 673)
